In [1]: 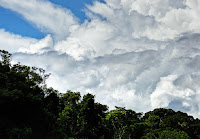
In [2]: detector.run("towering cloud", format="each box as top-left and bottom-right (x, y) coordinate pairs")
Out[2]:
(0, 0), (200, 117)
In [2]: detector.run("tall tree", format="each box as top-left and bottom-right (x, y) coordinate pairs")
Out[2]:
(77, 93), (108, 138)
(57, 91), (81, 138)
(105, 106), (142, 139)
(0, 50), (52, 138)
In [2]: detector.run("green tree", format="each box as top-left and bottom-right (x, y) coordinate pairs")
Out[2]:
(142, 129), (190, 139)
(145, 115), (160, 129)
(57, 91), (81, 138)
(0, 50), (55, 138)
(78, 93), (108, 138)
(105, 106), (142, 139)
(57, 92), (108, 138)
(159, 130), (190, 139)
(1, 50), (200, 139)
(43, 88), (61, 138)
(143, 108), (200, 138)
(130, 122), (147, 138)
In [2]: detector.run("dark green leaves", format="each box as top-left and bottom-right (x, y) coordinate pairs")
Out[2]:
(0, 50), (200, 139)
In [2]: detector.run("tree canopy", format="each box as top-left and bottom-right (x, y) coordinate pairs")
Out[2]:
(0, 50), (200, 139)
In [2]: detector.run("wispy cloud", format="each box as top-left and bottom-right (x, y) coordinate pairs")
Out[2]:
(0, 0), (78, 40)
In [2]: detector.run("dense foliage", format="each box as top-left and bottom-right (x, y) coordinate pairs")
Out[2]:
(0, 50), (200, 139)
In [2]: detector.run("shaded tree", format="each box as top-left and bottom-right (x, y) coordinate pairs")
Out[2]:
(57, 91), (81, 138)
(0, 50), (55, 138)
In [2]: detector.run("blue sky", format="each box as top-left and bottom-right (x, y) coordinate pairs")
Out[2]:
(49, 0), (105, 21)
(0, 0), (200, 118)
(0, 0), (104, 39)
(0, 6), (44, 38)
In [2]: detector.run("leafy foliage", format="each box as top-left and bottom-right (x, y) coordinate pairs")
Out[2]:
(0, 50), (56, 138)
(0, 50), (200, 139)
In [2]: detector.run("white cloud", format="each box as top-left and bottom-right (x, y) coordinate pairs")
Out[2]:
(129, 0), (200, 40)
(54, 36), (96, 61)
(0, 29), (53, 54)
(151, 74), (200, 117)
(0, 29), (37, 52)
(130, 0), (171, 18)
(18, 34), (53, 54)
(10, 33), (200, 117)
(0, 0), (78, 40)
(1, 0), (200, 118)
(87, 1), (114, 19)
(151, 75), (191, 108)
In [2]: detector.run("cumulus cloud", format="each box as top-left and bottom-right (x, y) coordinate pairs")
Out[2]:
(0, 29), (37, 52)
(151, 75), (194, 108)
(130, 0), (200, 40)
(1, 0), (200, 117)
(151, 74), (200, 117)
(0, 29), (53, 54)
(18, 34), (53, 54)
(12, 33), (200, 117)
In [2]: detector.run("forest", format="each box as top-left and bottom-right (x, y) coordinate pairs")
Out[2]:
(0, 49), (200, 139)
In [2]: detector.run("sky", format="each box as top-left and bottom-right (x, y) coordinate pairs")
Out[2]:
(0, 0), (200, 118)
